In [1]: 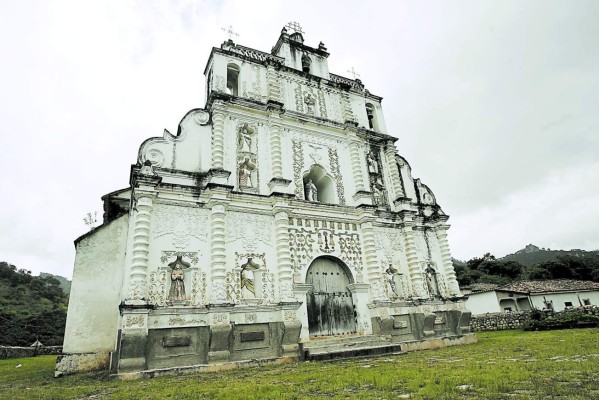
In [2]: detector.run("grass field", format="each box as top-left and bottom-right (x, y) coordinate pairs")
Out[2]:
(1, 329), (598, 399)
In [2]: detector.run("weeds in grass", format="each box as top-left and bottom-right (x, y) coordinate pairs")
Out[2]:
(1, 329), (598, 399)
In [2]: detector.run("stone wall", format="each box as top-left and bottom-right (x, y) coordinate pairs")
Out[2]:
(469, 312), (530, 332)
(0, 346), (62, 360)
(470, 305), (599, 332)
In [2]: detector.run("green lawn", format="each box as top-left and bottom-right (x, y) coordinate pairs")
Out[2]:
(1, 329), (598, 399)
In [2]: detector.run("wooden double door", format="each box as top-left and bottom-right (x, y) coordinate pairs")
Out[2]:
(306, 257), (357, 337)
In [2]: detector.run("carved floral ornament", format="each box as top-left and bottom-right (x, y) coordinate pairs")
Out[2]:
(288, 218), (362, 274)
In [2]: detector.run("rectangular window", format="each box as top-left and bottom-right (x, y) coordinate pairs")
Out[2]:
(504, 307), (512, 312)
(583, 299), (591, 306)
(564, 301), (573, 308)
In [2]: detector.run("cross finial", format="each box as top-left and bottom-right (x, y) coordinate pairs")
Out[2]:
(221, 25), (239, 41)
(285, 21), (304, 35)
(347, 67), (360, 80)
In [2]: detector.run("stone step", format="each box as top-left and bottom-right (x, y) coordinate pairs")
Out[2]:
(302, 338), (392, 352)
(301, 334), (389, 350)
(300, 335), (405, 361)
(303, 343), (404, 362)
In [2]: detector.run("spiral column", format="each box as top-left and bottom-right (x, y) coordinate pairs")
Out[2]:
(384, 142), (404, 201)
(211, 111), (225, 170)
(436, 226), (461, 296)
(127, 195), (154, 304)
(274, 211), (294, 302)
(270, 124), (283, 179)
(405, 226), (427, 298)
(360, 221), (385, 301)
(349, 141), (365, 191)
(210, 203), (228, 303)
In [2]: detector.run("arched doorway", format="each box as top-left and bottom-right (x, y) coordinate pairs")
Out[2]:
(306, 257), (357, 337)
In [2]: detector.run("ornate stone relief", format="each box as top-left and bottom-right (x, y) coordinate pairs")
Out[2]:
(294, 83), (304, 113)
(242, 65), (265, 102)
(214, 75), (226, 93)
(317, 90), (327, 119)
(226, 212), (272, 252)
(292, 140), (304, 198)
(148, 252), (205, 307)
(153, 206), (209, 249)
(225, 253), (275, 305)
(211, 313), (229, 325)
(125, 315), (145, 328)
(145, 149), (164, 168)
(288, 218), (362, 274)
(283, 310), (298, 322)
(328, 148), (345, 205)
(194, 110), (210, 125)
(245, 313), (257, 323)
(168, 316), (206, 326)
(236, 123), (259, 192)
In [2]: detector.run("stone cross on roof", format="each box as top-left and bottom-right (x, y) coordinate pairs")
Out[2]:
(285, 21), (304, 35)
(221, 25), (239, 40)
(347, 67), (361, 80)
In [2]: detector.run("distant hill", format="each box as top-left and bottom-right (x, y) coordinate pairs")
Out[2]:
(499, 244), (599, 267)
(40, 272), (71, 296)
(0, 262), (68, 346)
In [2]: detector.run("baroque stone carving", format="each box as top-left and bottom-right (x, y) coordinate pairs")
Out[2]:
(226, 212), (272, 252)
(317, 90), (327, 119)
(153, 206), (209, 249)
(194, 110), (210, 125)
(292, 140), (304, 198)
(160, 251), (199, 265)
(288, 218), (362, 273)
(148, 270), (168, 306)
(125, 315), (145, 328)
(145, 149), (164, 167)
(328, 148), (345, 205)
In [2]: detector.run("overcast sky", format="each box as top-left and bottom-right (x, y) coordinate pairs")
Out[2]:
(1, 0), (598, 278)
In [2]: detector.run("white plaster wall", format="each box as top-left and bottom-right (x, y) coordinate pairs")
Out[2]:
(465, 291), (502, 315)
(530, 291), (599, 312)
(138, 109), (212, 173)
(63, 215), (128, 353)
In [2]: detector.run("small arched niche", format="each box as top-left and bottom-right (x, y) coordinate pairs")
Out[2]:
(303, 164), (336, 204)
(226, 63), (240, 96)
(365, 103), (378, 131)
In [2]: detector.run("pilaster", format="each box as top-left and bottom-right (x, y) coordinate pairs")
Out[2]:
(274, 209), (295, 302)
(436, 223), (461, 297)
(210, 108), (226, 170)
(405, 222), (427, 299)
(348, 283), (373, 334)
(383, 141), (405, 209)
(268, 117), (292, 194)
(350, 140), (372, 206)
(209, 202), (229, 304)
(359, 219), (386, 301)
(126, 163), (160, 305)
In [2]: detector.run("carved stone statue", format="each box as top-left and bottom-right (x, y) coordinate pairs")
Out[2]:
(238, 124), (253, 153)
(168, 255), (191, 302)
(425, 264), (439, 298)
(305, 179), (318, 202)
(386, 265), (399, 298)
(240, 258), (261, 299)
(238, 157), (256, 188)
(367, 151), (379, 175)
(372, 183), (385, 206)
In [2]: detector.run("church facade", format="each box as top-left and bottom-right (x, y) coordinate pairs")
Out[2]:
(57, 26), (474, 377)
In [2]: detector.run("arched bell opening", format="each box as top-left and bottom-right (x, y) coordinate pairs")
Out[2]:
(305, 256), (357, 337)
(302, 164), (336, 204)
